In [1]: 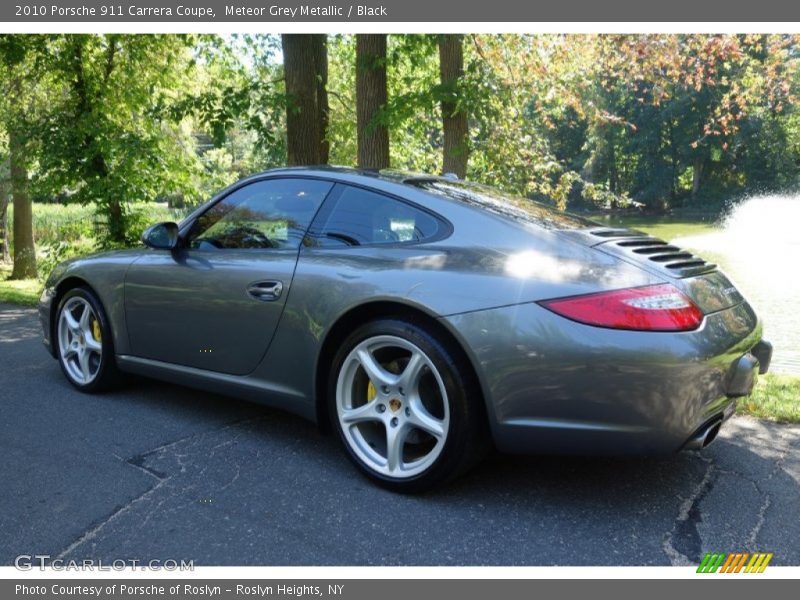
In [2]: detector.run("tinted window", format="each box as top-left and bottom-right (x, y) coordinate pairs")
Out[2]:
(187, 178), (332, 250)
(318, 186), (441, 247)
(409, 179), (596, 230)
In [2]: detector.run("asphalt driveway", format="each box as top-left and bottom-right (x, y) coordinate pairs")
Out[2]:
(1, 302), (798, 566)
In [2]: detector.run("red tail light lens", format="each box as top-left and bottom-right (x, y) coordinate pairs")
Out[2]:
(539, 284), (704, 331)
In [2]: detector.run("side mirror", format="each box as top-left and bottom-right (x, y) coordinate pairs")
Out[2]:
(142, 222), (180, 250)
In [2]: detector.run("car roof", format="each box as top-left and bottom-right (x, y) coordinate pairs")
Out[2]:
(247, 165), (459, 187)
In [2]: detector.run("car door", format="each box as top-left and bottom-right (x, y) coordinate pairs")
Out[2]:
(124, 177), (333, 375)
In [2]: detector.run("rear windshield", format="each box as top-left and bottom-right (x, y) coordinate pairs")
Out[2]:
(409, 179), (596, 230)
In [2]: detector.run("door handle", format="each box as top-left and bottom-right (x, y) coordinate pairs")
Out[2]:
(246, 280), (283, 301)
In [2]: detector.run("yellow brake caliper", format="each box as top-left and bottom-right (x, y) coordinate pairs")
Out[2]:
(91, 318), (102, 344)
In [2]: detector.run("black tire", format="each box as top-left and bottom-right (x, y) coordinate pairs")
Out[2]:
(328, 318), (488, 492)
(54, 286), (122, 393)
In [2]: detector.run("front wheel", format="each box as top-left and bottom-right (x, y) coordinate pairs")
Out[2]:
(328, 319), (487, 492)
(56, 287), (121, 392)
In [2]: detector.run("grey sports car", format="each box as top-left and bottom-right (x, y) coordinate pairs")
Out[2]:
(39, 167), (772, 491)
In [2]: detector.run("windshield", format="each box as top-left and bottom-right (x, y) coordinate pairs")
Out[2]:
(409, 179), (597, 231)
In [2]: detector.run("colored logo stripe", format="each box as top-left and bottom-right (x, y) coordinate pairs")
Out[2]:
(697, 552), (773, 573)
(697, 553), (726, 573)
(745, 553), (773, 573)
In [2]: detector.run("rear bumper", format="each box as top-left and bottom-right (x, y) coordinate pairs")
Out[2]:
(444, 300), (765, 455)
(751, 339), (773, 374)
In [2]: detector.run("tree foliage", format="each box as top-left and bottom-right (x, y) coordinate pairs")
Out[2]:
(2, 33), (800, 276)
(33, 34), (207, 244)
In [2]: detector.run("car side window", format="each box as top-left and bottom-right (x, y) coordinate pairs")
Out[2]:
(317, 185), (441, 247)
(186, 178), (333, 251)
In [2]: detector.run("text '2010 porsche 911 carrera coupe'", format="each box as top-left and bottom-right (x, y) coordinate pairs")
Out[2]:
(39, 167), (772, 491)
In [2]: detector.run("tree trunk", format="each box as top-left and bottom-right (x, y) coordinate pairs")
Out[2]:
(0, 159), (10, 262)
(312, 34), (329, 165)
(438, 34), (469, 178)
(356, 34), (389, 170)
(71, 36), (125, 244)
(0, 207), (8, 263)
(87, 150), (126, 243)
(9, 128), (36, 280)
(607, 137), (618, 194)
(668, 120), (678, 205)
(107, 197), (125, 243)
(282, 34), (320, 166)
(692, 155), (705, 198)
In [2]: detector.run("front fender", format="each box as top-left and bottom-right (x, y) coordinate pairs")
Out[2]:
(40, 249), (145, 357)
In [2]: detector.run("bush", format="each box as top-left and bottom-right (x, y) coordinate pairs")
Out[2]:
(36, 239), (95, 281)
(5, 201), (191, 280)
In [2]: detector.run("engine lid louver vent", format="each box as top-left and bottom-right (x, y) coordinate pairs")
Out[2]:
(589, 229), (717, 278)
(589, 228), (640, 238)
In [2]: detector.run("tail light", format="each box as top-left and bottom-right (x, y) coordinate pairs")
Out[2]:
(539, 284), (704, 332)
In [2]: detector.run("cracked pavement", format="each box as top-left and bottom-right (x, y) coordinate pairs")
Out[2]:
(1, 303), (799, 565)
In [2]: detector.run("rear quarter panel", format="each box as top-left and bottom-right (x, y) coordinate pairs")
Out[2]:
(445, 299), (762, 454)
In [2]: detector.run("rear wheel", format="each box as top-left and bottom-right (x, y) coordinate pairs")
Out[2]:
(328, 318), (487, 492)
(56, 287), (121, 392)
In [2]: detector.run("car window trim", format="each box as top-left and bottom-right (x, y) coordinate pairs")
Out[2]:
(305, 182), (452, 249)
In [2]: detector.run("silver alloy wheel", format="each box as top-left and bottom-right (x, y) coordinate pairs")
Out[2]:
(336, 335), (450, 479)
(57, 297), (103, 385)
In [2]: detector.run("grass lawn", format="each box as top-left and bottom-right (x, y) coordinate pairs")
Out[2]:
(739, 374), (800, 424)
(0, 265), (41, 307)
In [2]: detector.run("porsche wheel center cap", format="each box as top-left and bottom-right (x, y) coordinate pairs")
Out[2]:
(389, 398), (402, 413)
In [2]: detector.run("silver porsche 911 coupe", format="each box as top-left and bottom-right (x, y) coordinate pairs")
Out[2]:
(39, 167), (772, 491)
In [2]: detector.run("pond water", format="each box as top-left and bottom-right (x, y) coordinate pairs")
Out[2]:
(671, 196), (800, 374)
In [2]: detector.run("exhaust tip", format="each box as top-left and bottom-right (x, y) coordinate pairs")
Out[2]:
(703, 422), (722, 447)
(684, 417), (723, 451)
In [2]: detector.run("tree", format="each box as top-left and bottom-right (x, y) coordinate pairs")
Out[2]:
(356, 34), (390, 169)
(0, 158), (10, 262)
(282, 34), (324, 165)
(313, 34), (330, 164)
(0, 35), (39, 279)
(438, 34), (469, 178)
(8, 125), (35, 278)
(2, 35), (201, 249)
(572, 35), (800, 206)
(30, 34), (200, 246)
(168, 34), (290, 186)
